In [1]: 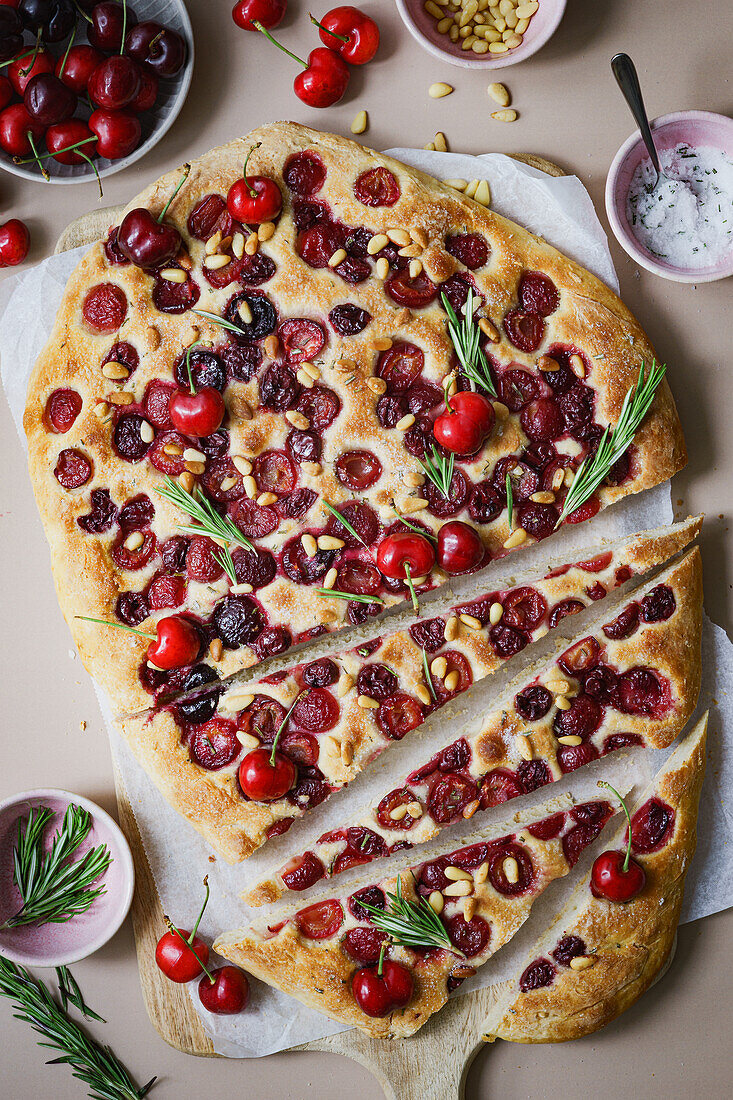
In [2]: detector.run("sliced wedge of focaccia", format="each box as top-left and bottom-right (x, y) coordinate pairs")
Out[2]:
(245, 548), (701, 903)
(24, 122), (685, 715)
(481, 712), (707, 1043)
(118, 524), (700, 865)
(215, 795), (619, 1038)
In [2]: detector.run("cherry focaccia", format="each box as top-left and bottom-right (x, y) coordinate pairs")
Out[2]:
(24, 122), (685, 715)
(215, 795), (618, 1038)
(482, 712), (707, 1043)
(118, 522), (700, 865)
(246, 548), (701, 904)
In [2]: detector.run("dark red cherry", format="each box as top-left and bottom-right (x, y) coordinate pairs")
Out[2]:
(169, 387), (225, 438)
(376, 530), (435, 580)
(198, 966), (249, 1015)
(239, 747), (296, 801)
(436, 520), (483, 574)
(353, 166), (400, 207)
(335, 449), (382, 490)
(89, 2), (136, 51)
(227, 147), (282, 224)
(117, 207), (181, 268)
(295, 899), (344, 939)
(591, 848), (645, 902)
(24, 73), (76, 126)
(56, 44), (104, 94)
(88, 56), (141, 109)
(45, 119), (97, 164)
(88, 108), (141, 159)
(125, 21), (187, 77)
(9, 46), (54, 95)
(504, 308), (545, 352)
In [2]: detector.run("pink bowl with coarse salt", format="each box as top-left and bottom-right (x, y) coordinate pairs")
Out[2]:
(605, 110), (733, 283)
(0, 789), (134, 967)
(396, 0), (567, 69)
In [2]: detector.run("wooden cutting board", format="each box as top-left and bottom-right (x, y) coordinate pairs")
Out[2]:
(62, 152), (564, 1099)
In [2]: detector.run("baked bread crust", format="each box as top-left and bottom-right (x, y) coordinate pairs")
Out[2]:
(214, 795), (618, 1038)
(118, 527), (701, 865)
(246, 547), (702, 900)
(482, 712), (708, 1042)
(24, 122), (685, 716)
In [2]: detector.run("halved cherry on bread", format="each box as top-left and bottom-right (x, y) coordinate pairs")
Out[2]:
(433, 391), (495, 456)
(590, 781), (646, 902)
(226, 141), (282, 223)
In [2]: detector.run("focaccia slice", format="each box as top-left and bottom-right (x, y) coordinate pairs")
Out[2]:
(215, 794), (619, 1039)
(481, 712), (707, 1043)
(245, 548), (701, 902)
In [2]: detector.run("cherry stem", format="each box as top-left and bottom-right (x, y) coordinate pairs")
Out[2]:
(58, 25), (76, 79)
(269, 691), (308, 767)
(26, 130), (49, 181)
(22, 32), (41, 76)
(119, 0), (127, 56)
(309, 13), (350, 43)
(14, 135), (97, 165)
(598, 780), (633, 872)
(403, 562), (419, 615)
(253, 21), (307, 68)
(70, 0), (92, 24)
(241, 143), (261, 199)
(0, 50), (34, 70)
(146, 29), (164, 57)
(75, 614), (156, 642)
(77, 147), (103, 200)
(164, 919), (214, 981)
(442, 374), (455, 414)
(377, 941), (387, 977)
(158, 162), (191, 224)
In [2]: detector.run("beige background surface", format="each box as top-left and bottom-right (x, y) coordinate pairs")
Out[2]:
(1, 0), (731, 1096)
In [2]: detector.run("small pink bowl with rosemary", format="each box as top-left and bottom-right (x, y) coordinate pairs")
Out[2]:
(0, 789), (134, 968)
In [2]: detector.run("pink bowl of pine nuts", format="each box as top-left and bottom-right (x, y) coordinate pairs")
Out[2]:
(396, 0), (567, 69)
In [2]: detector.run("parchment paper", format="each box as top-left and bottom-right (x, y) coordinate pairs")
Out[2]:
(1, 152), (731, 1057)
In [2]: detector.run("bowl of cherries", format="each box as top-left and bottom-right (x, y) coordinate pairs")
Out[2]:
(0, 0), (193, 185)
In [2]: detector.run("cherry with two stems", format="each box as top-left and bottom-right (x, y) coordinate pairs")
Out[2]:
(310, 6), (379, 65)
(169, 341), (225, 438)
(0, 217), (29, 266)
(238, 691), (307, 802)
(352, 942), (413, 1018)
(226, 141), (282, 224)
(75, 611), (201, 670)
(433, 389), (495, 457)
(590, 781), (646, 902)
(253, 19), (349, 108)
(155, 876), (212, 983)
(232, 0), (286, 32)
(117, 162), (189, 267)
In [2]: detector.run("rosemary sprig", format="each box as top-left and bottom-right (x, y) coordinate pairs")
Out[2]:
(555, 362), (666, 526)
(505, 470), (514, 529)
(315, 588), (383, 605)
(360, 876), (454, 952)
(211, 544), (238, 587)
(270, 692), (307, 766)
(321, 500), (367, 547)
(155, 476), (254, 554)
(192, 308), (247, 337)
(392, 508), (438, 542)
(441, 289), (497, 398)
(0, 958), (156, 1100)
(2, 805), (112, 931)
(422, 648), (437, 702)
(56, 967), (106, 1023)
(418, 442), (455, 500)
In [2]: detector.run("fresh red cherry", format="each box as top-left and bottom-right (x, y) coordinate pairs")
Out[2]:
(590, 780), (646, 902)
(55, 43), (104, 94)
(232, 0), (285, 32)
(312, 6), (380, 65)
(227, 141), (282, 224)
(352, 957), (413, 1017)
(124, 21), (187, 78)
(254, 22), (350, 108)
(239, 747), (296, 801)
(46, 118), (97, 164)
(116, 163), (188, 266)
(380, 958), (413, 1006)
(0, 102), (45, 155)
(170, 387), (225, 437)
(88, 107), (141, 159)
(88, 2), (137, 52)
(155, 877), (212, 983)
(88, 54), (142, 109)
(8, 46), (55, 95)
(376, 530), (435, 580)
(147, 614), (200, 669)
(437, 520), (484, 574)
(23, 72), (76, 126)
(433, 390), (495, 456)
(198, 966), (250, 1015)
(0, 217), (29, 266)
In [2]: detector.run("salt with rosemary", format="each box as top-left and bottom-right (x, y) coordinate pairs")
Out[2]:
(626, 142), (733, 268)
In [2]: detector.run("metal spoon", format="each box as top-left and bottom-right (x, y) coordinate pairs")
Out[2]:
(611, 52), (663, 192)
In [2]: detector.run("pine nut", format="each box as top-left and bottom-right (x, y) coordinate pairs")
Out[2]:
(186, 459), (206, 475)
(376, 257), (390, 280)
(474, 861), (489, 884)
(415, 685), (432, 706)
(367, 233), (389, 255)
(437, 15), (452, 33)
(445, 178), (468, 191)
(318, 535), (345, 550)
(204, 254), (231, 269)
(373, 337), (393, 352)
(257, 492), (278, 506)
(367, 376), (388, 394)
(302, 461), (322, 476)
(93, 401), (110, 419)
(551, 467), (565, 492)
(555, 696), (572, 711)
(219, 476), (237, 492)
(474, 179), (492, 206)
(237, 732), (260, 751)
(351, 109), (368, 135)
(232, 455), (252, 476)
(472, 40), (489, 52)
(164, 443), (183, 456)
(445, 615), (459, 641)
(323, 567), (338, 590)
(464, 179), (480, 199)
(232, 232), (245, 259)
(443, 671), (458, 692)
(160, 268), (187, 282)
(444, 880), (472, 897)
(285, 410), (310, 430)
(411, 227), (429, 248)
(245, 231), (259, 255)
(125, 531), (144, 551)
(301, 533), (318, 558)
(101, 361), (129, 380)
(569, 353), (586, 378)
(257, 221), (275, 242)
(209, 637), (223, 661)
(178, 471), (195, 492)
(488, 82), (510, 106)
(400, 496), (429, 512)
(296, 369), (313, 388)
(492, 107), (517, 120)
(516, 1), (538, 17)
(502, 856), (519, 884)
(530, 490), (556, 504)
(183, 447), (206, 463)
(569, 955), (596, 971)
(341, 740), (354, 765)
(428, 891), (444, 914)
(434, 131), (448, 152)
(557, 734), (583, 746)
(431, 656), (448, 679)
(516, 734), (533, 761)
(337, 673), (354, 698)
(459, 613), (483, 630)
(477, 318), (499, 343)
(429, 82), (453, 98)
(463, 897), (477, 921)
(504, 528), (527, 549)
(243, 475), (257, 499)
(425, 0), (444, 17)
(328, 248), (347, 268)
(388, 228), (411, 247)
(406, 802), (423, 818)
(237, 300), (253, 325)
(395, 413), (416, 431)
(547, 679), (571, 694)
(504, 32), (522, 47)
(409, 258), (423, 279)
(390, 804), (409, 821)
(404, 470), (425, 487)
(301, 361), (320, 380)
(230, 582), (253, 594)
(445, 866), (473, 882)
(264, 334), (280, 359)
(516, 16), (529, 33)
(463, 799), (480, 820)
(205, 230), (222, 255)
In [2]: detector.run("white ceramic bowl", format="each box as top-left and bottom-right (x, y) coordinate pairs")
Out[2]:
(395, 0), (567, 70)
(0, 0), (193, 185)
(0, 788), (134, 967)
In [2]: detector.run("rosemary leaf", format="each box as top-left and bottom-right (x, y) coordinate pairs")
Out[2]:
(555, 362), (666, 526)
(56, 967), (106, 1023)
(192, 308), (246, 337)
(505, 471), (514, 530)
(360, 876), (454, 952)
(418, 443), (454, 500)
(211, 544), (238, 586)
(321, 500), (367, 546)
(422, 648), (437, 702)
(441, 290), (497, 398)
(315, 588), (383, 605)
